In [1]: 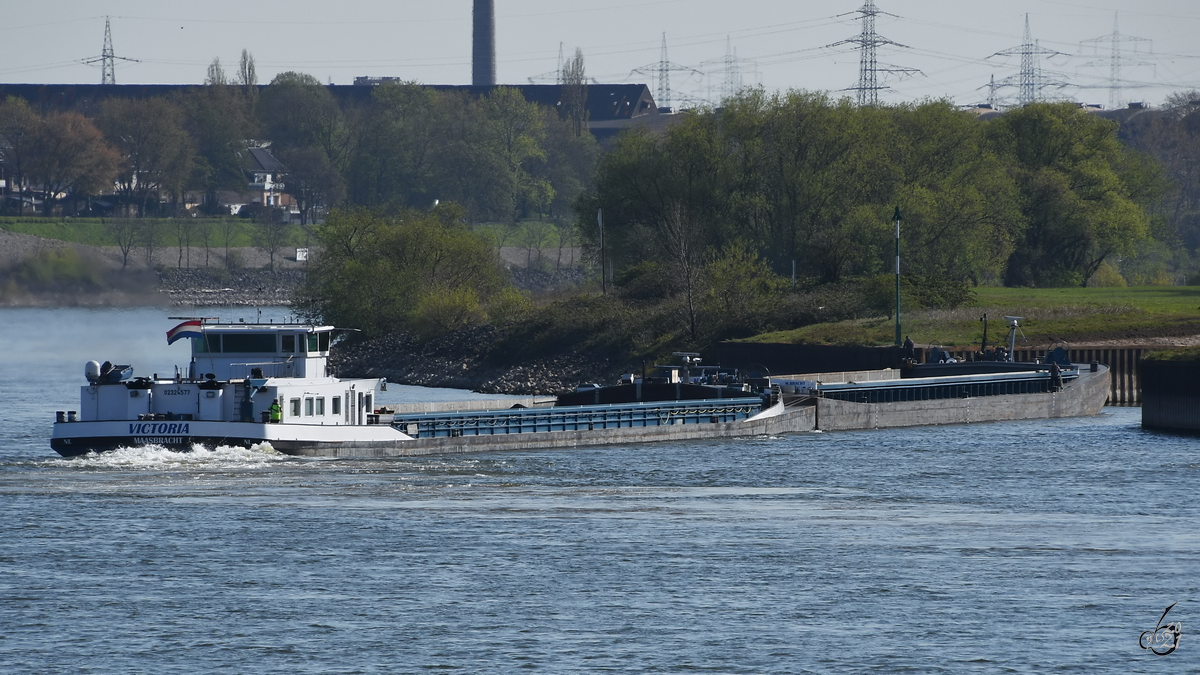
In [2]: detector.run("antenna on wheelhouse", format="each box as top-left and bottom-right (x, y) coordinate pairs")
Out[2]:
(1003, 316), (1026, 361)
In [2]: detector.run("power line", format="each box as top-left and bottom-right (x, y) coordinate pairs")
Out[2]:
(527, 43), (564, 84)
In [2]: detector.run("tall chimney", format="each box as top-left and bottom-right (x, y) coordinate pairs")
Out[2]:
(472, 0), (496, 86)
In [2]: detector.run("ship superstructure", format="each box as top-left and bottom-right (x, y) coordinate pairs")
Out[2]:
(52, 319), (404, 456)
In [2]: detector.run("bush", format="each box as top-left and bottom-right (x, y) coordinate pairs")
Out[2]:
(410, 287), (487, 340)
(14, 247), (106, 288)
(906, 274), (976, 309)
(1087, 261), (1127, 287)
(1144, 346), (1200, 362)
(487, 287), (534, 326)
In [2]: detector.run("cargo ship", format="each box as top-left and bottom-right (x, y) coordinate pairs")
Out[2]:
(50, 319), (1111, 458)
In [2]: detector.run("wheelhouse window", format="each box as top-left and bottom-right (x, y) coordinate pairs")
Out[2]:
(192, 334), (220, 353)
(219, 333), (276, 353)
(281, 335), (296, 353)
(305, 332), (332, 354)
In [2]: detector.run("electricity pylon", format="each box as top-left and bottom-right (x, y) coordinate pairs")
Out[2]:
(828, 0), (919, 106)
(1080, 13), (1153, 109)
(632, 33), (701, 110)
(989, 15), (1068, 107)
(83, 17), (138, 84)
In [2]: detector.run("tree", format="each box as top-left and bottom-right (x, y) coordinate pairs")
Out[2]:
(0, 97), (39, 215)
(259, 72), (356, 170)
(888, 100), (1022, 285)
(298, 207), (510, 338)
(237, 49), (259, 114)
(429, 91), (514, 221)
(346, 82), (439, 208)
(218, 217), (240, 267)
(253, 210), (291, 271)
(196, 218), (213, 267)
(278, 146), (344, 224)
(97, 98), (194, 217)
(172, 217), (199, 268)
(139, 219), (162, 266)
(484, 87), (552, 220)
(238, 50), (257, 88)
(104, 217), (139, 270)
(660, 203), (706, 340)
(1123, 99), (1200, 253)
(561, 48), (589, 138)
(989, 103), (1158, 286)
(26, 112), (119, 216)
(553, 220), (577, 270)
(703, 241), (785, 336)
(180, 73), (257, 210)
(584, 112), (731, 277)
(537, 106), (599, 223)
(205, 57), (226, 86)
(517, 220), (555, 268)
(317, 206), (383, 259)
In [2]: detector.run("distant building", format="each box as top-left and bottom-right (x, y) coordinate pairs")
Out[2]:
(0, 82), (671, 145)
(183, 145), (298, 219)
(246, 147), (287, 209)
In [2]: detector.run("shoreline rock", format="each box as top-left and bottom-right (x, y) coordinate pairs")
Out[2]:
(331, 327), (623, 396)
(157, 268), (304, 307)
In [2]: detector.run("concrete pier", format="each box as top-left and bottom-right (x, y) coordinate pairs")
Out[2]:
(1141, 360), (1200, 433)
(940, 346), (1144, 405)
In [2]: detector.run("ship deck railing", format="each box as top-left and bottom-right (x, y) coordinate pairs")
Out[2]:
(390, 397), (765, 439)
(226, 361), (292, 379)
(815, 368), (1077, 404)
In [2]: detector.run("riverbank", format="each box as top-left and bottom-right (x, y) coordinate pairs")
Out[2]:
(1, 229), (586, 308)
(331, 326), (621, 396)
(0, 228), (306, 307)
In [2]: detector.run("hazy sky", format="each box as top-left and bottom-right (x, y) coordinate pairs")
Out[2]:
(2, 1), (1197, 109)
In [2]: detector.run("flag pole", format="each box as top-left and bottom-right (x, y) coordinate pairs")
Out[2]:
(597, 208), (606, 295)
(893, 206), (902, 347)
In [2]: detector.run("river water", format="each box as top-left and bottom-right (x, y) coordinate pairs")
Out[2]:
(1, 307), (1196, 673)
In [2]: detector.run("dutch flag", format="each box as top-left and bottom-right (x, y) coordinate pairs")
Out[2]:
(166, 320), (204, 345)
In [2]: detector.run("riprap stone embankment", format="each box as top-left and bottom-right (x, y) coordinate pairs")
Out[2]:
(157, 268), (304, 307)
(331, 326), (621, 396)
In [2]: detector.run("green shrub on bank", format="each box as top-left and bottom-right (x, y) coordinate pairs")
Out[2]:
(297, 207), (512, 339)
(0, 218), (112, 246)
(1143, 347), (1200, 362)
(14, 248), (106, 287)
(1, 217), (258, 248)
